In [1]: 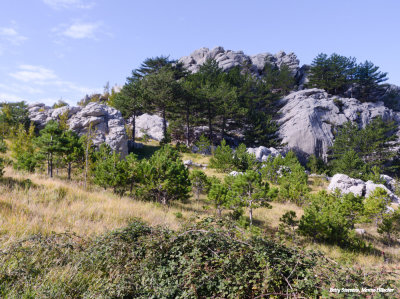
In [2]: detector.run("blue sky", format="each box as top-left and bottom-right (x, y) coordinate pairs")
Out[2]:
(0, 0), (399, 106)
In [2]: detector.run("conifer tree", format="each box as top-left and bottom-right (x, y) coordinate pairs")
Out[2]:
(35, 120), (68, 178)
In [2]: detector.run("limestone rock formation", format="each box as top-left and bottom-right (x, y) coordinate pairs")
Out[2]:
(277, 89), (400, 160)
(179, 46), (301, 79)
(328, 174), (366, 197)
(246, 146), (283, 162)
(28, 102), (128, 157)
(135, 113), (166, 141)
(328, 174), (400, 203)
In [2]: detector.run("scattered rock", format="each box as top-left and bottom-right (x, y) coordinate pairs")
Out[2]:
(229, 171), (243, 176)
(183, 160), (193, 166)
(328, 173), (400, 203)
(355, 228), (366, 235)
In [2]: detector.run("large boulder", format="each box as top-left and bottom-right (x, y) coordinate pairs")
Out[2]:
(179, 46), (301, 80)
(135, 113), (166, 141)
(28, 102), (128, 157)
(328, 174), (366, 197)
(277, 89), (400, 160)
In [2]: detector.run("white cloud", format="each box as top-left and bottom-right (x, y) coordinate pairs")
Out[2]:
(0, 25), (27, 46)
(10, 65), (57, 82)
(62, 22), (100, 39)
(4, 64), (100, 105)
(42, 0), (95, 10)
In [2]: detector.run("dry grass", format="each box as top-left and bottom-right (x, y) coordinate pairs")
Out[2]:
(0, 167), (191, 246)
(1, 160), (399, 272)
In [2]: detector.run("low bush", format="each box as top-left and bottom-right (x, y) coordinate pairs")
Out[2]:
(1, 219), (396, 298)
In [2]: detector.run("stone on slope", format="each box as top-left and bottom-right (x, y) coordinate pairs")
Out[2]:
(28, 102), (128, 157)
(278, 89), (400, 160)
(365, 180), (400, 203)
(328, 174), (366, 197)
(135, 113), (166, 141)
(246, 146), (282, 162)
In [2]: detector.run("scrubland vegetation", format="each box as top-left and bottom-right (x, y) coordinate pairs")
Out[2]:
(0, 51), (400, 297)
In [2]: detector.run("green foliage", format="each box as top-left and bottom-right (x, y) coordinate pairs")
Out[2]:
(355, 60), (388, 102)
(189, 169), (209, 201)
(210, 141), (257, 173)
(209, 139), (233, 172)
(377, 210), (400, 243)
(0, 137), (6, 177)
(262, 151), (309, 204)
(307, 53), (389, 101)
(10, 123), (37, 172)
(52, 100), (68, 109)
(92, 144), (129, 195)
(1, 219), (396, 298)
(330, 118), (397, 178)
(0, 101), (30, 137)
(207, 182), (229, 216)
(307, 53), (356, 95)
(299, 191), (365, 248)
(278, 211), (299, 241)
(34, 120), (68, 178)
(306, 154), (326, 174)
(232, 143), (257, 172)
(362, 187), (389, 225)
(194, 133), (211, 155)
(134, 145), (190, 204)
(226, 170), (272, 225)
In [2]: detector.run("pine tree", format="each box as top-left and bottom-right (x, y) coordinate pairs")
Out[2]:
(208, 182), (229, 217)
(35, 120), (68, 178)
(10, 123), (37, 172)
(228, 170), (271, 225)
(355, 60), (388, 102)
(189, 170), (209, 201)
(62, 130), (84, 180)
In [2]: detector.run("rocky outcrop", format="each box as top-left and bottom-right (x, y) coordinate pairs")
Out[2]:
(246, 146), (284, 162)
(134, 113), (166, 141)
(278, 89), (400, 160)
(328, 174), (400, 203)
(179, 46), (302, 79)
(28, 102), (128, 157)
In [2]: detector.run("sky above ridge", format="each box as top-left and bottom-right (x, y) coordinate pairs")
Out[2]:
(0, 0), (399, 106)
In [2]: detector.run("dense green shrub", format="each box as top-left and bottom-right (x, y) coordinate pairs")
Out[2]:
(299, 191), (364, 248)
(1, 219), (396, 298)
(262, 151), (309, 204)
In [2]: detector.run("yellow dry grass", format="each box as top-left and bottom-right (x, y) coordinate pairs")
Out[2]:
(0, 167), (189, 246)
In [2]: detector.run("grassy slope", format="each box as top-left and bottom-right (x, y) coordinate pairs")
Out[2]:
(0, 142), (399, 275)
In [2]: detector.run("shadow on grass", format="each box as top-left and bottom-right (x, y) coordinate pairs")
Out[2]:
(131, 143), (161, 160)
(0, 176), (37, 190)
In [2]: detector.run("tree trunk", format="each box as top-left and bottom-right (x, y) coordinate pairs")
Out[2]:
(68, 162), (72, 180)
(249, 199), (253, 226)
(207, 100), (213, 144)
(186, 107), (190, 146)
(222, 115), (226, 139)
(132, 114), (136, 142)
(218, 206), (222, 217)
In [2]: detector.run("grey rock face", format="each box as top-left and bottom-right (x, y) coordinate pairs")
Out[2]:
(328, 174), (400, 203)
(135, 113), (166, 141)
(179, 46), (301, 79)
(246, 146), (283, 162)
(328, 174), (366, 197)
(278, 89), (400, 160)
(28, 102), (128, 157)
